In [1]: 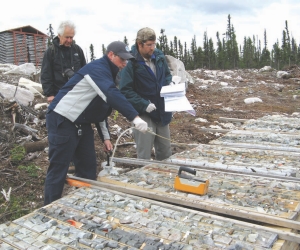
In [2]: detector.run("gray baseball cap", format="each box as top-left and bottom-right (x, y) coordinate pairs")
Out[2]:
(107, 41), (134, 60)
(136, 27), (156, 42)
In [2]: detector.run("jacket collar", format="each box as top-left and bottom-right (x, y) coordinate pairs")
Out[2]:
(104, 55), (119, 81)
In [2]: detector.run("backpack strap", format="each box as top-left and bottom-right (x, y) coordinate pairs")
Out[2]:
(50, 43), (55, 60)
(131, 59), (138, 91)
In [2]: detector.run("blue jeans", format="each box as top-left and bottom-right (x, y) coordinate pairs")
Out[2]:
(44, 110), (97, 205)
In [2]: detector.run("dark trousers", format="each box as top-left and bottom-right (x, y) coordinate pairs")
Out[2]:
(44, 111), (97, 205)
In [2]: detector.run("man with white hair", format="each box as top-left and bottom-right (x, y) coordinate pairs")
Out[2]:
(41, 20), (86, 103)
(41, 20), (86, 173)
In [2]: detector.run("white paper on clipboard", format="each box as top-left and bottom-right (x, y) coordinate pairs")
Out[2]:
(164, 96), (195, 116)
(161, 77), (195, 116)
(160, 82), (186, 97)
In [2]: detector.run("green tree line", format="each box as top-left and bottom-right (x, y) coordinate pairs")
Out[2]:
(97, 15), (300, 70)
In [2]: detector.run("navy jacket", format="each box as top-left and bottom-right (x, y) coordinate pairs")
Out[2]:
(119, 45), (172, 126)
(49, 55), (138, 126)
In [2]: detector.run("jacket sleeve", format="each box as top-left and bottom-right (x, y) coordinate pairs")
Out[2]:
(95, 120), (110, 142)
(119, 61), (149, 114)
(40, 48), (55, 97)
(83, 61), (139, 122)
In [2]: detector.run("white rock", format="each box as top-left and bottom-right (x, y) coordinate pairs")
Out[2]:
(209, 125), (222, 129)
(195, 118), (208, 123)
(222, 107), (233, 111)
(223, 75), (232, 79)
(220, 123), (236, 129)
(259, 66), (272, 72)
(244, 97), (262, 104)
(220, 82), (228, 86)
(34, 103), (48, 110)
(276, 71), (288, 78)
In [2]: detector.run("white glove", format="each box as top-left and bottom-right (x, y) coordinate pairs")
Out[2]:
(171, 76), (181, 84)
(146, 103), (156, 113)
(133, 117), (148, 132)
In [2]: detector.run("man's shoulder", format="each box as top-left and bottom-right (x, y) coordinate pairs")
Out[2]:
(72, 43), (84, 52)
(154, 49), (166, 59)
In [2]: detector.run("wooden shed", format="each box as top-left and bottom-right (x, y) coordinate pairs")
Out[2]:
(0, 25), (48, 67)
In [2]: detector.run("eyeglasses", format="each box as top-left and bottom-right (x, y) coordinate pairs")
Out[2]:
(143, 42), (156, 48)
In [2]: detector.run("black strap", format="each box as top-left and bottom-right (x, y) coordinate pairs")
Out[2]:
(132, 60), (138, 91)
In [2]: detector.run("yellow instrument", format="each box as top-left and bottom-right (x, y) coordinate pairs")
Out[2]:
(174, 166), (209, 195)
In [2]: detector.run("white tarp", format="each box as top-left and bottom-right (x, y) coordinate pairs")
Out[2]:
(0, 64), (16, 73)
(3, 63), (36, 76)
(165, 55), (194, 88)
(18, 77), (44, 97)
(0, 82), (34, 106)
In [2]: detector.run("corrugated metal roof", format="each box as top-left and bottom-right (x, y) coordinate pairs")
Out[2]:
(0, 25), (48, 37)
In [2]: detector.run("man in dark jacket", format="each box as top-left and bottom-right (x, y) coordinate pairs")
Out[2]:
(41, 20), (86, 103)
(44, 41), (148, 205)
(119, 27), (173, 161)
(41, 20), (86, 173)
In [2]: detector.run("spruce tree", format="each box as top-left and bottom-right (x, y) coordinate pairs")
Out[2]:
(190, 35), (197, 69)
(169, 41), (175, 57)
(272, 40), (281, 70)
(203, 32), (209, 68)
(283, 21), (292, 66)
(183, 42), (188, 66)
(216, 32), (226, 69)
(291, 37), (298, 65)
(260, 29), (271, 67)
(89, 44), (95, 62)
(46, 24), (55, 46)
(242, 37), (256, 68)
(281, 30), (289, 67)
(208, 38), (216, 69)
(178, 40), (183, 61)
(158, 29), (169, 54)
(173, 36), (178, 58)
(123, 36), (129, 46)
(102, 44), (106, 56)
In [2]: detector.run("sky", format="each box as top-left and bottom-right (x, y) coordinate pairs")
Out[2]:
(1, 0), (300, 60)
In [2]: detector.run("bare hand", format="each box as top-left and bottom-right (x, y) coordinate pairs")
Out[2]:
(47, 96), (55, 103)
(103, 140), (113, 152)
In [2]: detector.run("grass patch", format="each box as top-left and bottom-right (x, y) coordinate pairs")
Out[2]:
(0, 196), (30, 222)
(10, 145), (25, 164)
(113, 110), (119, 121)
(18, 164), (40, 177)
